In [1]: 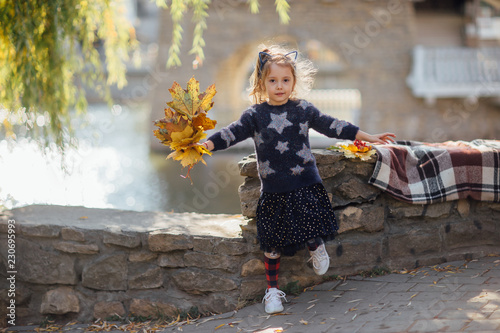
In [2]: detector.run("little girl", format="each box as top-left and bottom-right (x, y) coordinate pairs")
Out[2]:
(202, 45), (395, 314)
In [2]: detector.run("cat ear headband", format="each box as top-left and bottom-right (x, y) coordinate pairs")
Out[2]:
(258, 51), (298, 77)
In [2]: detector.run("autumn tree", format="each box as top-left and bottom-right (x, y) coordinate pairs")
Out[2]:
(0, 0), (136, 150)
(0, 0), (290, 151)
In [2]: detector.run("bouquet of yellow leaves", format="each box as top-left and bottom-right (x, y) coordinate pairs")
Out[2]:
(153, 77), (217, 181)
(328, 139), (376, 161)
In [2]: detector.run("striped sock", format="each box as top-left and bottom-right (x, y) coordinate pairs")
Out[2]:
(264, 255), (280, 289)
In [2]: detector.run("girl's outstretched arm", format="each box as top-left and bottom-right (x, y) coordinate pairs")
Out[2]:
(355, 130), (396, 144)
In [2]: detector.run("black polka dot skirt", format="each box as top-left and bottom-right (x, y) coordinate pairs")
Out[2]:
(256, 182), (339, 256)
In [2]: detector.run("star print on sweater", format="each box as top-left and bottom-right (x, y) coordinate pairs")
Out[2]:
(330, 119), (349, 136)
(259, 160), (276, 178)
(254, 131), (264, 147)
(207, 99), (359, 193)
(299, 122), (309, 136)
(290, 164), (305, 175)
(298, 100), (311, 110)
(275, 141), (289, 154)
(220, 128), (236, 147)
(268, 112), (292, 134)
(296, 143), (315, 164)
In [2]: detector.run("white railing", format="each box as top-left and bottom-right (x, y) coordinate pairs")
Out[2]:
(306, 89), (361, 147)
(406, 45), (500, 104)
(307, 88), (361, 124)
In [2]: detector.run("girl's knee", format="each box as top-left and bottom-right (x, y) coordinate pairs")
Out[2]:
(264, 250), (281, 259)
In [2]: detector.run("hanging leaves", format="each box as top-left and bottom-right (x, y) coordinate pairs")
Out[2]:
(0, 0), (137, 150)
(153, 77), (217, 181)
(155, 0), (291, 68)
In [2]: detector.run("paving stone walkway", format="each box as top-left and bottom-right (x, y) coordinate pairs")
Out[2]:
(168, 255), (500, 333)
(6, 256), (500, 333)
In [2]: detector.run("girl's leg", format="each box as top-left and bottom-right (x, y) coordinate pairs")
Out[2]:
(307, 238), (330, 276)
(263, 250), (286, 314)
(264, 250), (281, 289)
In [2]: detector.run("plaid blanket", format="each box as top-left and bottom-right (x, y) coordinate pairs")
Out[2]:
(368, 140), (500, 204)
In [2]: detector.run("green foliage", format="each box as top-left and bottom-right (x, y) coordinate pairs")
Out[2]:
(39, 316), (55, 328)
(104, 314), (124, 322)
(0, 0), (291, 151)
(275, 0), (291, 24)
(281, 280), (301, 296)
(178, 306), (200, 321)
(322, 274), (344, 281)
(247, 0), (260, 14)
(0, 0), (137, 149)
(359, 266), (391, 278)
(127, 314), (154, 323)
(157, 0), (291, 68)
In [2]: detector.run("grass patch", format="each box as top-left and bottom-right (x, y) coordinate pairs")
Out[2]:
(178, 306), (200, 321)
(127, 314), (154, 323)
(359, 266), (391, 278)
(39, 316), (55, 328)
(281, 280), (301, 296)
(322, 274), (344, 281)
(104, 314), (123, 322)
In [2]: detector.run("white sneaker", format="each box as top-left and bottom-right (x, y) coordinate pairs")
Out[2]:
(263, 288), (287, 314)
(308, 243), (330, 275)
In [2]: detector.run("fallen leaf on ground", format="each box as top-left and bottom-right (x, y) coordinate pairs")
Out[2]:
(348, 299), (363, 303)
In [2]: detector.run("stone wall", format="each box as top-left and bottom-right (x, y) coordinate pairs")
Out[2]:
(239, 149), (500, 271)
(2, 149), (500, 326)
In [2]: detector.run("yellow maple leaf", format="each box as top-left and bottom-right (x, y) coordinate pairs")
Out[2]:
(199, 83), (217, 113)
(192, 113), (217, 131)
(168, 145), (208, 168)
(170, 124), (195, 143)
(167, 77), (216, 120)
(170, 127), (207, 151)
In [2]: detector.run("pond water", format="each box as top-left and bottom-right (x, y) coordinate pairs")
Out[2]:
(0, 104), (250, 214)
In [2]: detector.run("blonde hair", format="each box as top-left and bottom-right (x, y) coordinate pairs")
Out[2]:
(249, 44), (317, 104)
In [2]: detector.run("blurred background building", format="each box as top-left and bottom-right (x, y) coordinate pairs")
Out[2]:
(114, 0), (500, 149)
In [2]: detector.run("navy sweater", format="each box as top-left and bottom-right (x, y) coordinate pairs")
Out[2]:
(208, 99), (359, 193)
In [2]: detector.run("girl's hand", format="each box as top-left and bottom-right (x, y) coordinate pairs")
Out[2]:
(186, 140), (213, 151)
(356, 131), (396, 144)
(372, 132), (396, 144)
(201, 140), (214, 151)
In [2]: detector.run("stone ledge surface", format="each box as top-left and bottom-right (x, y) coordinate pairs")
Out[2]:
(2, 204), (244, 238)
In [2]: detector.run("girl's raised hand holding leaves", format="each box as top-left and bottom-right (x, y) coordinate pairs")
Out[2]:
(153, 77), (217, 182)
